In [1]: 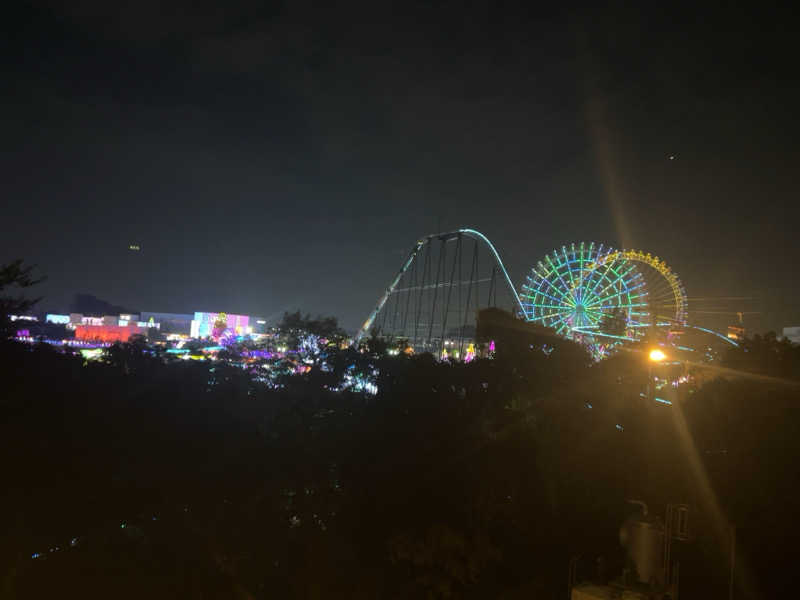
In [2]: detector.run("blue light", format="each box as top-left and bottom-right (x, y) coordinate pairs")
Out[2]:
(689, 325), (739, 346)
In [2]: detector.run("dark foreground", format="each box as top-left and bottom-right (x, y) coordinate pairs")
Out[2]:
(1, 337), (798, 599)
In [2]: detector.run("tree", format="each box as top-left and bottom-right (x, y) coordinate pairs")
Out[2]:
(362, 328), (388, 356)
(724, 331), (800, 380)
(0, 259), (44, 337)
(277, 310), (346, 347)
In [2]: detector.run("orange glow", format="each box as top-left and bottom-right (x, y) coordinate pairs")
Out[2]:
(74, 324), (145, 343)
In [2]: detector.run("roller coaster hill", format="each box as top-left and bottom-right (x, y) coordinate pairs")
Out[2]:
(357, 228), (738, 361)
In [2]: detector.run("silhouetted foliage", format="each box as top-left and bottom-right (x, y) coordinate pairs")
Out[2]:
(278, 310), (345, 340)
(1, 326), (798, 599)
(724, 331), (800, 380)
(0, 260), (44, 337)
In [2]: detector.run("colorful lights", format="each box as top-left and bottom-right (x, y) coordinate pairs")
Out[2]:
(520, 242), (645, 358)
(79, 348), (104, 361)
(464, 343), (476, 363)
(520, 242), (689, 360)
(190, 312), (250, 339)
(649, 348), (666, 362)
(584, 248), (688, 325)
(689, 324), (739, 346)
(74, 324), (146, 343)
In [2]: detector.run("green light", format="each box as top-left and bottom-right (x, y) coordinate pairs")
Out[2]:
(521, 242), (649, 359)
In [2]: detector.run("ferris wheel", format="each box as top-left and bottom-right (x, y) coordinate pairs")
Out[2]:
(519, 242), (688, 355)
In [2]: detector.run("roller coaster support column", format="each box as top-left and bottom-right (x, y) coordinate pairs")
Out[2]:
(355, 228), (524, 344)
(356, 239), (425, 343)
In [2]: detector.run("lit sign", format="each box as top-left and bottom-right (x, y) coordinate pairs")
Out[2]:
(46, 314), (70, 324)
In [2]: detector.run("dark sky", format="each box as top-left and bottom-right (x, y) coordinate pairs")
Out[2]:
(2, 1), (798, 332)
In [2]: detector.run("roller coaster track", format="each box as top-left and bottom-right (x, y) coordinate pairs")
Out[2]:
(358, 230), (735, 360)
(356, 228), (523, 343)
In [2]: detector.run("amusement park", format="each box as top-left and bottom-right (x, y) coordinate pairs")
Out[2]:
(3, 236), (797, 600)
(357, 228), (738, 366)
(4, 1), (799, 597)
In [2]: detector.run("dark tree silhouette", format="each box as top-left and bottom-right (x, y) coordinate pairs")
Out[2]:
(278, 310), (344, 338)
(2, 310), (799, 599)
(0, 259), (44, 337)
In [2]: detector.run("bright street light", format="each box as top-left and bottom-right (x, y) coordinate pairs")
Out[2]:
(649, 348), (666, 362)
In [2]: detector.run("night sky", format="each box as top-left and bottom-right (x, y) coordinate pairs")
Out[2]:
(2, 2), (797, 333)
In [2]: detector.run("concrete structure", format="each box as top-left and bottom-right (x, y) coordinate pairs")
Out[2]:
(140, 312), (193, 334)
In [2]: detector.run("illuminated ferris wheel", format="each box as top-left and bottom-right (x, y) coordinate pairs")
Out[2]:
(519, 242), (688, 354)
(520, 243), (648, 340)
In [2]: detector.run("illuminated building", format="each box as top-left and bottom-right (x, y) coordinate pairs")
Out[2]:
(64, 313), (160, 331)
(190, 312), (251, 338)
(74, 324), (146, 343)
(140, 312), (192, 334)
(252, 317), (269, 334)
(70, 314), (102, 327)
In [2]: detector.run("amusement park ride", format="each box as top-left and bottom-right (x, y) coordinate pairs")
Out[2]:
(359, 230), (752, 598)
(358, 228), (737, 360)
